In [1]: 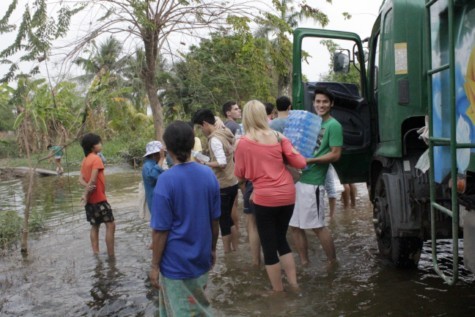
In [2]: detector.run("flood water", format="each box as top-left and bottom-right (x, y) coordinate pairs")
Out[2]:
(1, 168), (474, 316)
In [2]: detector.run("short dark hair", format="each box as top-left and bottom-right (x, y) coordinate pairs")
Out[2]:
(80, 133), (102, 157)
(314, 86), (334, 104)
(163, 121), (195, 163)
(192, 109), (216, 126)
(222, 100), (237, 117)
(275, 96), (291, 111)
(264, 102), (274, 116)
(47, 144), (53, 150)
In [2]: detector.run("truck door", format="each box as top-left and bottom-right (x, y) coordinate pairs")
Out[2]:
(292, 28), (372, 183)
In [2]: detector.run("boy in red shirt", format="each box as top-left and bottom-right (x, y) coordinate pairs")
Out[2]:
(79, 133), (115, 257)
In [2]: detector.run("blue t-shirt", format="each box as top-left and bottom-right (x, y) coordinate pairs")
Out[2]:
(142, 158), (164, 212)
(269, 118), (287, 133)
(150, 162), (221, 279)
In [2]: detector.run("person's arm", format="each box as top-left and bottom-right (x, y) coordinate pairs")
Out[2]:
(210, 175), (221, 267)
(81, 168), (99, 203)
(306, 122), (343, 165)
(158, 154), (166, 168)
(149, 177), (173, 288)
(204, 138), (226, 169)
(78, 173), (88, 187)
(211, 220), (219, 267)
(306, 146), (342, 165)
(150, 230), (169, 289)
(281, 136), (307, 169)
(234, 140), (247, 187)
(146, 164), (164, 185)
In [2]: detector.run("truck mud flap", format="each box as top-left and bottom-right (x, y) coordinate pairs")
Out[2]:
(382, 171), (421, 237)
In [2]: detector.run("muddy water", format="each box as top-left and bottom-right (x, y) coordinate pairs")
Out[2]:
(1, 170), (474, 316)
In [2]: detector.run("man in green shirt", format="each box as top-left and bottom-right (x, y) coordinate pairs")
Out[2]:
(290, 87), (343, 267)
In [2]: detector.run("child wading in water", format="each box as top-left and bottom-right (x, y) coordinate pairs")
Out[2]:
(79, 133), (116, 257)
(47, 144), (64, 174)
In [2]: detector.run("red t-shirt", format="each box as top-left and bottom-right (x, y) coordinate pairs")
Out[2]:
(80, 153), (107, 204)
(234, 136), (306, 207)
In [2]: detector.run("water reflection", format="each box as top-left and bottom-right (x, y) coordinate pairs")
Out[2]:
(88, 257), (120, 310)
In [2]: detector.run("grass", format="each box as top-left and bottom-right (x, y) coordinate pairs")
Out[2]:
(0, 210), (49, 248)
(0, 138), (146, 170)
(0, 211), (22, 248)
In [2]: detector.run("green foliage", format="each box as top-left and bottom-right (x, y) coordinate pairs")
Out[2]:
(0, 210), (22, 247)
(320, 39), (361, 89)
(0, 83), (15, 131)
(108, 99), (153, 136)
(0, 209), (45, 247)
(254, 0), (332, 94)
(0, 0), (85, 82)
(11, 77), (84, 153)
(322, 64), (361, 89)
(120, 137), (151, 164)
(162, 31), (278, 114)
(0, 138), (17, 159)
(29, 211), (45, 233)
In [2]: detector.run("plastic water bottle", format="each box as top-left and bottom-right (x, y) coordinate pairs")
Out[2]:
(283, 110), (322, 158)
(235, 127), (243, 141)
(192, 151), (210, 162)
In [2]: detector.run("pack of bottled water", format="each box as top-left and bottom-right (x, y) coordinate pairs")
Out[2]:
(283, 110), (322, 158)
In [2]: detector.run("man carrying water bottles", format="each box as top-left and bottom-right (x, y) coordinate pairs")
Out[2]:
(290, 87), (343, 267)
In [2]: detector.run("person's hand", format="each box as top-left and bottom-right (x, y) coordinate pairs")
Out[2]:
(150, 266), (160, 289)
(87, 184), (96, 192)
(158, 155), (165, 164)
(80, 194), (87, 206)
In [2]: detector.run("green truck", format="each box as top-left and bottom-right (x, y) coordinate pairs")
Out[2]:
(292, 0), (475, 284)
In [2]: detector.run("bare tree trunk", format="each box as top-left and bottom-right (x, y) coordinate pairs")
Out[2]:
(20, 116), (34, 255)
(142, 28), (164, 141)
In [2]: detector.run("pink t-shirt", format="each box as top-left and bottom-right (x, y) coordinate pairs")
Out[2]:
(234, 136), (306, 207)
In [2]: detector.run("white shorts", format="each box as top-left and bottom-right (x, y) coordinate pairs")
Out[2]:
(290, 182), (326, 229)
(325, 164), (344, 198)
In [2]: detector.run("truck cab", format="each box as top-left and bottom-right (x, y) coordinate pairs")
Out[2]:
(292, 0), (475, 283)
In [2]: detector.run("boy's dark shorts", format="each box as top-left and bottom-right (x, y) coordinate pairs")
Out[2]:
(85, 201), (114, 225)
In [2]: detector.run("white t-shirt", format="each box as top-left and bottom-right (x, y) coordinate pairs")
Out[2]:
(210, 137), (227, 166)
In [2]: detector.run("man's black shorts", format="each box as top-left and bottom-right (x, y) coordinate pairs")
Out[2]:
(85, 201), (114, 225)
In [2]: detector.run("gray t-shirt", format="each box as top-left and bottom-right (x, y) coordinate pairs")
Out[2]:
(224, 120), (241, 135)
(269, 118), (287, 133)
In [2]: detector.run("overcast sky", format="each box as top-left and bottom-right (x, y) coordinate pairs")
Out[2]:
(0, 0), (383, 84)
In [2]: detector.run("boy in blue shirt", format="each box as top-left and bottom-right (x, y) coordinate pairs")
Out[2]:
(149, 121), (221, 316)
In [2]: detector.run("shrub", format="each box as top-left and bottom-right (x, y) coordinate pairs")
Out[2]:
(0, 211), (22, 247)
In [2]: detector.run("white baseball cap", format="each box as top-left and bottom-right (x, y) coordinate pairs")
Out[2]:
(144, 141), (164, 157)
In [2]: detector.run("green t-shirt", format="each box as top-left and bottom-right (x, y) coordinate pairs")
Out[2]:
(50, 145), (63, 157)
(299, 117), (343, 185)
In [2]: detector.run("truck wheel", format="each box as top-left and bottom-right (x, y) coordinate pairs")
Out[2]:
(373, 173), (422, 268)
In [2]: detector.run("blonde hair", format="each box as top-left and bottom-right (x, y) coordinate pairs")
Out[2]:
(242, 100), (270, 139)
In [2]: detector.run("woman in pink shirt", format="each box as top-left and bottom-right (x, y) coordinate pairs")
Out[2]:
(234, 100), (306, 292)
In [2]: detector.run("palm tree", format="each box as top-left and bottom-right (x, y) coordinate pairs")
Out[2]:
(73, 36), (132, 132)
(256, 0), (331, 95)
(74, 36), (128, 82)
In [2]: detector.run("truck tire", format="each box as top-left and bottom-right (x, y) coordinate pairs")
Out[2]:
(373, 172), (422, 268)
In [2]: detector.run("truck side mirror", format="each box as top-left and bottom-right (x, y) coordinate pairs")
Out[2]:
(333, 50), (351, 73)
